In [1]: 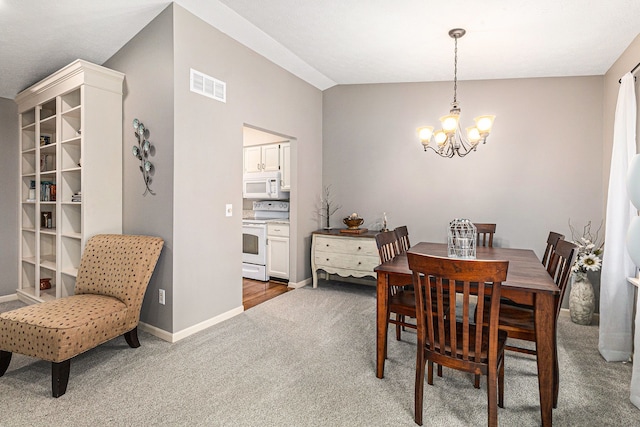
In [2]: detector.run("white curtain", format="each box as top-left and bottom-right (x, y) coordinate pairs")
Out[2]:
(599, 72), (637, 362)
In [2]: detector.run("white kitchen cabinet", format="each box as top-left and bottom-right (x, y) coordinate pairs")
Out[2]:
(244, 144), (280, 173)
(16, 59), (124, 303)
(267, 222), (289, 280)
(279, 142), (291, 190)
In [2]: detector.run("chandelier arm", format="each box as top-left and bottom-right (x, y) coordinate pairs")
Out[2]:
(423, 143), (456, 158)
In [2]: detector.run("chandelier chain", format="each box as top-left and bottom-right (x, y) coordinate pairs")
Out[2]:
(453, 36), (458, 104)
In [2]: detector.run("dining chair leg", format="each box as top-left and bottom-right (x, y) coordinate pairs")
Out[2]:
(437, 364), (442, 377)
(498, 358), (505, 408)
(553, 347), (559, 408)
(427, 360), (434, 385)
(553, 315), (559, 408)
(474, 374), (480, 388)
(487, 368), (498, 427)
(415, 348), (426, 426)
(396, 315), (403, 340)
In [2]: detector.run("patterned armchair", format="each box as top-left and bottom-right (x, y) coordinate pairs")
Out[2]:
(0, 234), (163, 397)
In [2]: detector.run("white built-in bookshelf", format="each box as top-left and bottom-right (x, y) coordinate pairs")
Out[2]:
(16, 60), (124, 303)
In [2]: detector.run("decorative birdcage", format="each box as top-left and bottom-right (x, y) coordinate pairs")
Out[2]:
(447, 219), (477, 259)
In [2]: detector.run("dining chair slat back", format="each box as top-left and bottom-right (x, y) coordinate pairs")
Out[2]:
(376, 230), (401, 264)
(495, 238), (578, 408)
(375, 230), (416, 342)
(547, 239), (579, 319)
(408, 252), (509, 427)
(543, 231), (565, 271)
(395, 226), (411, 254)
(474, 223), (496, 248)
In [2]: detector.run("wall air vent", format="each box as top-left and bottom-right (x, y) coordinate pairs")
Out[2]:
(190, 68), (226, 103)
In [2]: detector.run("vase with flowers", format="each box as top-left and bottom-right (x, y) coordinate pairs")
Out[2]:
(568, 220), (603, 325)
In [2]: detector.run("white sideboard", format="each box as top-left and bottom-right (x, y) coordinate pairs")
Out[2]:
(311, 230), (379, 288)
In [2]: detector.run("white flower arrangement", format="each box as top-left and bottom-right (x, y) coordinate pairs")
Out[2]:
(569, 220), (604, 277)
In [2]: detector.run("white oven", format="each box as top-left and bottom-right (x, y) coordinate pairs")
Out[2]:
(242, 201), (290, 281)
(243, 171), (288, 200)
(242, 221), (268, 281)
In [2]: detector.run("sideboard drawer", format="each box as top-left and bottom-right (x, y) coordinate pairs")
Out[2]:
(313, 235), (378, 257)
(313, 251), (380, 272)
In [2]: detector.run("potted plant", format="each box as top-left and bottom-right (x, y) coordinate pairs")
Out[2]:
(569, 220), (603, 325)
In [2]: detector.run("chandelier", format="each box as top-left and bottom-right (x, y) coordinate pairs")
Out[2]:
(417, 28), (495, 158)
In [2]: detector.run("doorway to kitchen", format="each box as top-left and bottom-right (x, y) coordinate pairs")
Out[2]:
(242, 125), (293, 286)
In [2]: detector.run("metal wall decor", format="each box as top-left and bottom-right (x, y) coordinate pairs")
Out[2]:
(132, 118), (155, 195)
(447, 218), (477, 259)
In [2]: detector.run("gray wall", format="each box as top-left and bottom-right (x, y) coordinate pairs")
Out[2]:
(104, 5), (175, 332)
(104, 4), (323, 334)
(171, 5), (322, 331)
(0, 97), (18, 297)
(323, 77), (604, 307)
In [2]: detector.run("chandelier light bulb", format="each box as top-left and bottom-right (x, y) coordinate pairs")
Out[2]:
(440, 114), (459, 133)
(434, 130), (447, 146)
(475, 115), (495, 133)
(418, 126), (434, 143)
(466, 126), (481, 143)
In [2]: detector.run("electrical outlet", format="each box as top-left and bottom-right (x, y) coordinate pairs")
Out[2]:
(226, 203), (232, 217)
(159, 289), (165, 305)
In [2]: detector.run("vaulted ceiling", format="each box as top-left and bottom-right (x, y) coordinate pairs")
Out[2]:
(1, 0), (639, 99)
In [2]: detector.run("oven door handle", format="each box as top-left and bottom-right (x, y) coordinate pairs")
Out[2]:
(243, 224), (266, 229)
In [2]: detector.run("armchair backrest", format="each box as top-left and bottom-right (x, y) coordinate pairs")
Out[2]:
(75, 234), (164, 328)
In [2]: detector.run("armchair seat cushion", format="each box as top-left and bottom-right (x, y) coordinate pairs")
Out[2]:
(0, 294), (127, 363)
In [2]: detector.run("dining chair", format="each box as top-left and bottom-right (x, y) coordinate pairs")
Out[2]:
(408, 252), (509, 427)
(395, 225), (411, 253)
(542, 231), (565, 270)
(470, 221), (496, 388)
(375, 230), (416, 342)
(488, 239), (578, 408)
(474, 223), (496, 247)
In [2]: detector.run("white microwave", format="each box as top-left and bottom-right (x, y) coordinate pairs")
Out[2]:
(243, 171), (288, 199)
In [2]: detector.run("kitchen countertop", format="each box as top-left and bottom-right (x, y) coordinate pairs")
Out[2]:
(265, 219), (289, 224)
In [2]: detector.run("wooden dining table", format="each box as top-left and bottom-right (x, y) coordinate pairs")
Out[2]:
(374, 242), (559, 426)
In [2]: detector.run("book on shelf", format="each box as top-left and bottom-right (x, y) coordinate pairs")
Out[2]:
(40, 181), (56, 201)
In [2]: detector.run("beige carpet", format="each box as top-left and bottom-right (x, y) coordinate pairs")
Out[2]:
(0, 281), (638, 426)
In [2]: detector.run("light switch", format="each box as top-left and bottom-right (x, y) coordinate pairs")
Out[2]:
(226, 204), (232, 217)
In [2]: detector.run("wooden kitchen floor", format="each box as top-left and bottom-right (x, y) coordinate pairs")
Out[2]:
(243, 278), (291, 310)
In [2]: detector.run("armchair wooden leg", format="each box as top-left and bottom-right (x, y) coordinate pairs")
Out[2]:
(0, 350), (12, 376)
(124, 327), (140, 348)
(52, 360), (70, 398)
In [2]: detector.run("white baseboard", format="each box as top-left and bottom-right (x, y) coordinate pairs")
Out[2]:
(288, 277), (311, 289)
(0, 293), (18, 303)
(139, 305), (245, 343)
